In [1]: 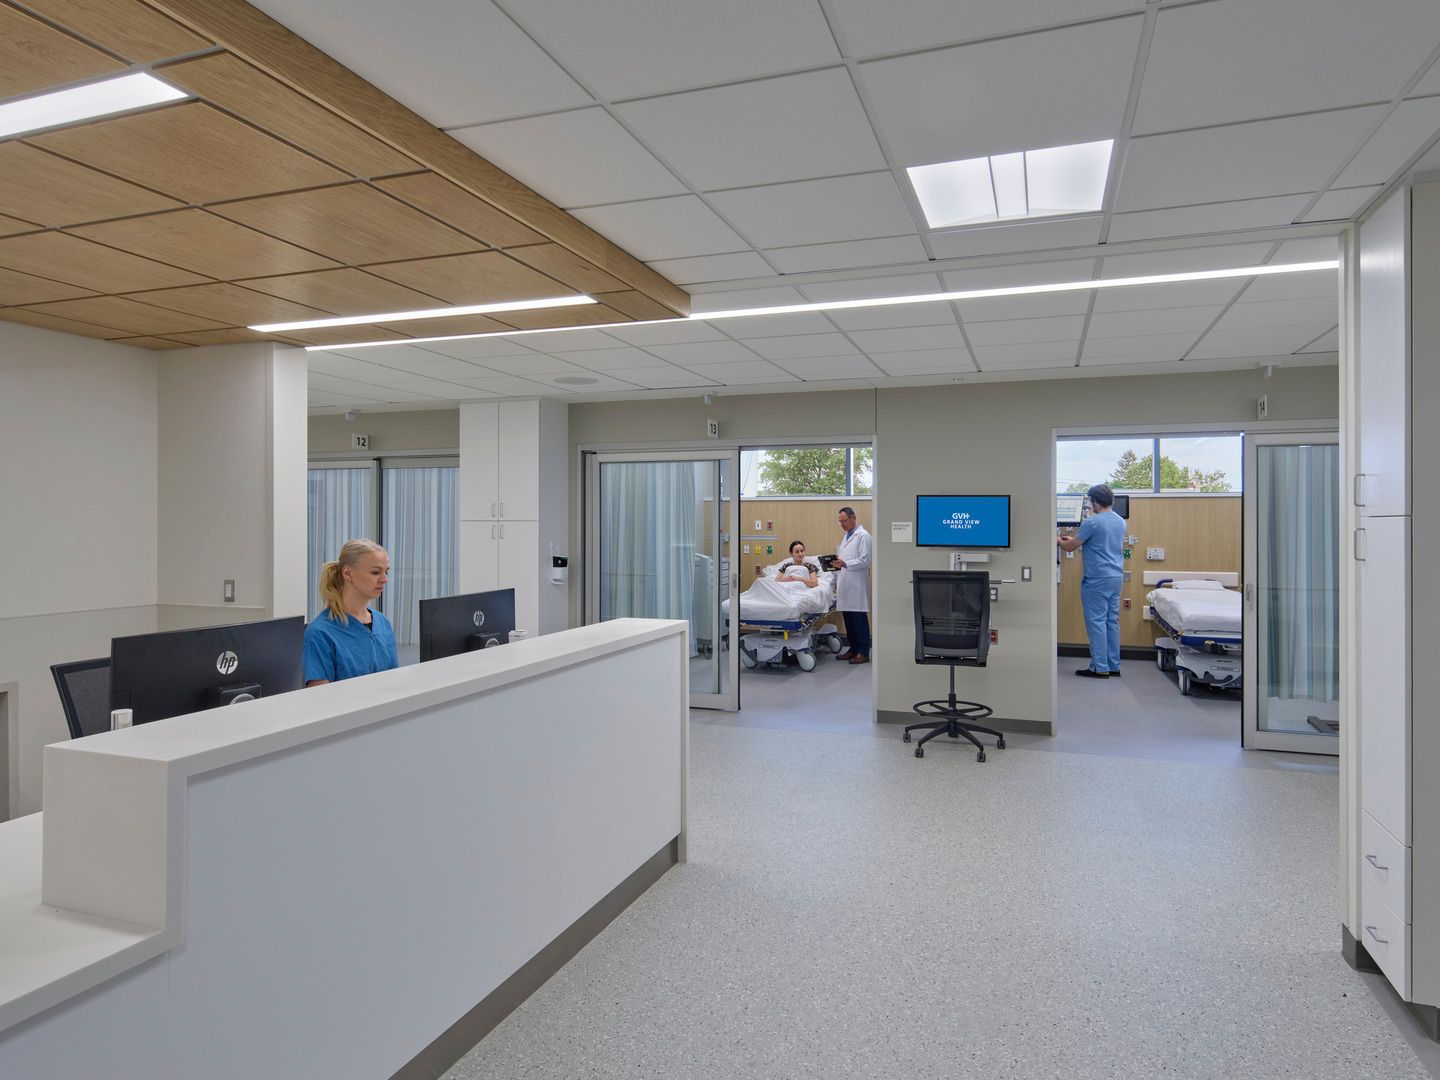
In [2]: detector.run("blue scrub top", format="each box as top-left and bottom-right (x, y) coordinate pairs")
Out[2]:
(303, 608), (399, 683)
(1077, 510), (1126, 581)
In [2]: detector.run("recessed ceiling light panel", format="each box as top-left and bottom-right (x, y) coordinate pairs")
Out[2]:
(907, 139), (1114, 229)
(252, 294), (595, 333)
(0, 72), (188, 139)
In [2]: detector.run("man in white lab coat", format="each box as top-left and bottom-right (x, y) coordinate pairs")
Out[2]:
(831, 506), (872, 664)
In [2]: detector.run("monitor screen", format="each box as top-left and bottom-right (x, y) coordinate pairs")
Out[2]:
(1056, 493), (1086, 527)
(916, 495), (1011, 548)
(1112, 494), (1130, 519)
(110, 617), (305, 726)
(419, 589), (516, 662)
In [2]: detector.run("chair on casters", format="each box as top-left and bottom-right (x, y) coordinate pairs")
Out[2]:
(50, 657), (112, 740)
(904, 570), (1005, 762)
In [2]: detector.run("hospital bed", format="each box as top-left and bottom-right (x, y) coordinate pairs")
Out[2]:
(721, 565), (842, 671)
(1144, 571), (1242, 695)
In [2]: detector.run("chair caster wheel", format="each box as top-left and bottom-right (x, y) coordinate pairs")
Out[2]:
(914, 747), (924, 758)
(977, 751), (986, 762)
(902, 732), (911, 742)
(996, 738), (1006, 749)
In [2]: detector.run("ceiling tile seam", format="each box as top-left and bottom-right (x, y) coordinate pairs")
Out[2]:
(814, 0), (937, 262)
(485, 0), (788, 280)
(0, 5), (223, 89)
(0, 232), (219, 294)
(1071, 256), (1108, 366)
(1114, 189), (1320, 216)
(1096, 1), (1161, 246)
(1288, 39), (1440, 223)
(845, 9), (1153, 71)
(112, 284), (342, 328)
(583, 334), (697, 373)
(948, 300), (983, 374)
(224, 266), (453, 311)
(1130, 101), (1395, 144)
(0, 305), (132, 335)
(1175, 249), (1279, 361)
(1294, 324), (1340, 353)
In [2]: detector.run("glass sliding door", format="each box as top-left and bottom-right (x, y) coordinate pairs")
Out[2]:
(585, 450), (740, 710)
(306, 461), (376, 623)
(380, 459), (459, 659)
(1243, 433), (1340, 753)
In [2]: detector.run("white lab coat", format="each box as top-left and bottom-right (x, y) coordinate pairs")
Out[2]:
(835, 524), (872, 612)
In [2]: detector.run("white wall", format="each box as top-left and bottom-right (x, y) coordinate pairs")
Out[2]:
(0, 323), (160, 814)
(308, 408), (458, 454)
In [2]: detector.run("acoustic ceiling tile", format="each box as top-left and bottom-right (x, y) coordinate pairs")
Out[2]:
(706, 172), (916, 248)
(765, 235), (928, 275)
(1086, 306), (1225, 338)
(23, 0), (213, 63)
(743, 334), (861, 360)
(571, 195), (751, 261)
(647, 251), (775, 286)
(601, 367), (720, 388)
(1302, 186), (1382, 222)
(846, 323), (967, 353)
(238, 267), (445, 314)
(0, 267), (96, 307)
(646, 341), (763, 365)
(1081, 333), (1197, 360)
(20, 295), (227, 336)
(719, 312), (838, 339)
(0, 5), (122, 98)
(0, 143), (182, 228)
(771, 354), (884, 378)
(927, 216), (1102, 260)
(373, 173), (547, 248)
(964, 315), (1087, 347)
(128, 283), (337, 326)
(0, 232), (209, 292)
(1333, 96), (1440, 188)
(1107, 194), (1311, 244)
(71, 210), (341, 280)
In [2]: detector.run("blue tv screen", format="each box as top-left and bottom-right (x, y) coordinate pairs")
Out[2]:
(916, 495), (1011, 548)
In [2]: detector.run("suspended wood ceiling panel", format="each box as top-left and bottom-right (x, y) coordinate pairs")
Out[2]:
(0, 0), (690, 349)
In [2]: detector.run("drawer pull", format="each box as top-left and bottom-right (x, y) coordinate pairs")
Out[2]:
(1365, 924), (1389, 945)
(1365, 854), (1389, 871)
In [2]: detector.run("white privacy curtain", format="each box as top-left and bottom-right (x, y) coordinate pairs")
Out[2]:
(306, 467), (371, 622)
(1258, 443), (1339, 701)
(381, 465), (458, 646)
(599, 462), (698, 642)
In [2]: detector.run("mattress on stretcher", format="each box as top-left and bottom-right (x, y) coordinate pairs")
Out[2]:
(722, 574), (834, 623)
(1147, 588), (1242, 638)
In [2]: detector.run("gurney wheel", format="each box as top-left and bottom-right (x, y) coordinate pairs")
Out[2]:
(1178, 669), (1193, 696)
(826, 636), (843, 654)
(797, 650), (816, 671)
(741, 649), (757, 669)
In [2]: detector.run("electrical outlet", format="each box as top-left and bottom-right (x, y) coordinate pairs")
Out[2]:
(1122, 597), (1132, 610)
(754, 519), (762, 531)
(1021, 565), (1032, 581)
(1146, 547), (1166, 560)
(223, 579), (235, 603)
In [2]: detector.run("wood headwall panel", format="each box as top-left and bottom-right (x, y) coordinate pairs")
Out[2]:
(0, 0), (690, 349)
(1057, 495), (1241, 649)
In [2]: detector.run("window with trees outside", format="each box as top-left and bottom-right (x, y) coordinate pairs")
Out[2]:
(739, 447), (873, 497)
(1057, 435), (1242, 494)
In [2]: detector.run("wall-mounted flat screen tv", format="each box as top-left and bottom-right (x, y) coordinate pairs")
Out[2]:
(916, 495), (1011, 548)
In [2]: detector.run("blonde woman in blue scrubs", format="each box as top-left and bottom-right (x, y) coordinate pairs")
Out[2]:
(304, 539), (399, 686)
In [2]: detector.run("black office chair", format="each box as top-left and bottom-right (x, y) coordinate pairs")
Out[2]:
(51, 657), (112, 740)
(904, 571), (1006, 762)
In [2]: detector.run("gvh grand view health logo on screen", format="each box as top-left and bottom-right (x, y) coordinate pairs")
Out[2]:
(916, 495), (1011, 548)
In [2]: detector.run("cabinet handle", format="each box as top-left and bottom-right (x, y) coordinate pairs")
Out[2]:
(499, 523), (505, 540)
(1365, 924), (1389, 945)
(491, 524), (496, 540)
(1365, 854), (1389, 871)
(1354, 474), (1365, 507)
(491, 502), (496, 517)
(1354, 528), (1366, 562)
(499, 502), (505, 517)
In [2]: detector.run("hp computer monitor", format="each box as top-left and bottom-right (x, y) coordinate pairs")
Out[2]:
(419, 588), (516, 662)
(1056, 493), (1086, 527)
(916, 495), (1011, 548)
(110, 617), (305, 726)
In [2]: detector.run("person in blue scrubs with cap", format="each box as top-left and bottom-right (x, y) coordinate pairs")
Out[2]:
(1058, 484), (1127, 679)
(304, 538), (399, 686)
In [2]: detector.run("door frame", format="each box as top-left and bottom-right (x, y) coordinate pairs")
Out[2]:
(1241, 429), (1341, 754)
(583, 448), (742, 711)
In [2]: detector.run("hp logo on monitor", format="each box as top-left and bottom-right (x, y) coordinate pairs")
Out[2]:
(472, 611), (485, 627)
(217, 651), (239, 676)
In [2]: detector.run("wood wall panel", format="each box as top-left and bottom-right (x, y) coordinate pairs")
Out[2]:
(0, 266), (95, 306)
(373, 173), (546, 248)
(235, 267), (445, 313)
(21, 295), (226, 335)
(0, 232), (208, 291)
(364, 251), (575, 305)
(1056, 496), (1241, 649)
(19, 0), (212, 62)
(0, 144), (182, 227)
(72, 209), (341, 279)
(0, 5), (122, 97)
(31, 103), (347, 204)
(158, 54), (419, 178)
(212, 184), (479, 265)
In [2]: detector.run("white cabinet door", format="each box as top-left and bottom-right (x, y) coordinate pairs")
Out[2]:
(1358, 188), (1410, 517)
(458, 521), (499, 593)
(459, 402), (499, 521)
(497, 401), (540, 520)
(1358, 515), (1411, 843)
(496, 519), (539, 635)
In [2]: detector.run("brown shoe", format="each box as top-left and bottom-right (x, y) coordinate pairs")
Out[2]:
(835, 650), (854, 661)
(848, 654), (869, 664)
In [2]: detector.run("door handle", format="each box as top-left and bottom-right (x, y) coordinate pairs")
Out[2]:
(1354, 528), (1366, 562)
(1244, 582), (1254, 607)
(1365, 924), (1389, 945)
(1354, 474), (1365, 507)
(1365, 854), (1389, 871)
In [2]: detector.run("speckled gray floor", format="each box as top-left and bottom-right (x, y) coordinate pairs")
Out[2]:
(442, 719), (1426, 1080)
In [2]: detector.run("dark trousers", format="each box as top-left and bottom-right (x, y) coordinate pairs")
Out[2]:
(842, 611), (871, 657)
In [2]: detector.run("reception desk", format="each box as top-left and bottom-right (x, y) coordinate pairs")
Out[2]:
(0, 618), (688, 1078)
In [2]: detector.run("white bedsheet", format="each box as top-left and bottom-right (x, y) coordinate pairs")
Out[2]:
(723, 574), (835, 624)
(1147, 587), (1242, 638)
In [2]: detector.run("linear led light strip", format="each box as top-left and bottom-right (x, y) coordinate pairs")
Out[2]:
(0, 72), (188, 139)
(250, 295), (596, 333)
(305, 260), (1340, 352)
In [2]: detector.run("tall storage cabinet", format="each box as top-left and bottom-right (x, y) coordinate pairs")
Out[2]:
(458, 400), (568, 637)
(1353, 180), (1439, 1019)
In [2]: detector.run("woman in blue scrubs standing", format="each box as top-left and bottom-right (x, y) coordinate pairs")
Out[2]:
(304, 538), (400, 686)
(1057, 484), (1127, 679)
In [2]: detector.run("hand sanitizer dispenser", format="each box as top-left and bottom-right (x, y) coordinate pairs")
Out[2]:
(551, 555), (569, 585)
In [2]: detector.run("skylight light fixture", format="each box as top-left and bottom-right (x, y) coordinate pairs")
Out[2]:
(251, 295), (596, 333)
(0, 72), (188, 140)
(907, 139), (1114, 229)
(307, 260), (1339, 352)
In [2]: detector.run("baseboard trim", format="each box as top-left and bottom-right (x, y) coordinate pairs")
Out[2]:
(877, 710), (1052, 736)
(1346, 924), (1440, 1041)
(391, 837), (680, 1080)
(1343, 922), (1380, 973)
(1057, 644), (1157, 660)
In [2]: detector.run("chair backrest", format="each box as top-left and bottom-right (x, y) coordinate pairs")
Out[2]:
(913, 571), (991, 665)
(51, 657), (112, 740)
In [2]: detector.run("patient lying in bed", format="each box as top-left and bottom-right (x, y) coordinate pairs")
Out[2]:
(722, 555), (834, 623)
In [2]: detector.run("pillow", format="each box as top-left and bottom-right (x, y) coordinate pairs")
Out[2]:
(1172, 578), (1226, 590)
